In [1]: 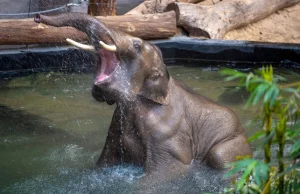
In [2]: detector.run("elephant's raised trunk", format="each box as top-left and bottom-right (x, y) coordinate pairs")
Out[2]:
(34, 13), (115, 47)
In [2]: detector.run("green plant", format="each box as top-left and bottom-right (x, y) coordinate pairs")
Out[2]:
(220, 66), (300, 194)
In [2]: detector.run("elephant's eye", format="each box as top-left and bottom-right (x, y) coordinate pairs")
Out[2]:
(133, 40), (141, 53)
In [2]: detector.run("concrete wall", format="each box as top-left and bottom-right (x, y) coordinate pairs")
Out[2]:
(0, 0), (71, 19)
(0, 0), (143, 19)
(117, 0), (143, 15)
(0, 0), (37, 19)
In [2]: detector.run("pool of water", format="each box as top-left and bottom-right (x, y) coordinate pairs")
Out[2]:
(0, 65), (299, 193)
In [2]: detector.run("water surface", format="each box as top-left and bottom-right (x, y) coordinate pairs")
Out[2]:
(0, 66), (299, 193)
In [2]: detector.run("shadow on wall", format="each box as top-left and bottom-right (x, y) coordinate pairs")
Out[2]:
(0, 0), (143, 19)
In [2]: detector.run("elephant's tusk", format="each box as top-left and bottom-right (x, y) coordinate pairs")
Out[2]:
(66, 38), (95, 51)
(99, 41), (117, 52)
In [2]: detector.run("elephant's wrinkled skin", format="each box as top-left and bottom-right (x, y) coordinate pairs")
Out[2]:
(35, 13), (253, 181)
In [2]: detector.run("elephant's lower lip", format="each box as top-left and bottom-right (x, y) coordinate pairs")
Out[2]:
(95, 49), (119, 83)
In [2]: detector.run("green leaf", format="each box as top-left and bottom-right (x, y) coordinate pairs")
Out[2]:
(220, 69), (248, 83)
(223, 188), (235, 194)
(286, 125), (300, 138)
(263, 85), (276, 105)
(225, 159), (255, 178)
(251, 160), (270, 187)
(248, 78), (265, 84)
(245, 73), (254, 89)
(269, 87), (279, 107)
(220, 69), (245, 77)
(263, 130), (275, 146)
(237, 161), (257, 190)
(258, 162), (269, 181)
(238, 77), (246, 86)
(225, 166), (242, 178)
(225, 76), (241, 82)
(248, 183), (262, 193)
(245, 92), (256, 108)
(252, 84), (269, 105)
(289, 140), (300, 158)
(282, 88), (300, 94)
(225, 162), (247, 177)
(274, 74), (286, 81)
(253, 166), (262, 187)
(248, 131), (265, 142)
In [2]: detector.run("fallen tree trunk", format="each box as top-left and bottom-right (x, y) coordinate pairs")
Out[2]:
(167, 0), (300, 39)
(0, 11), (176, 45)
(126, 0), (203, 15)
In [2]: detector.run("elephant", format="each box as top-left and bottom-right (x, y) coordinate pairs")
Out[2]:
(34, 13), (253, 182)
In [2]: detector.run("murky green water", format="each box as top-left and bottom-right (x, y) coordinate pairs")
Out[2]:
(0, 66), (299, 193)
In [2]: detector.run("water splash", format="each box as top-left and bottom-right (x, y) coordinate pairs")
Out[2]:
(119, 104), (126, 163)
(1, 166), (143, 194)
(1, 164), (230, 194)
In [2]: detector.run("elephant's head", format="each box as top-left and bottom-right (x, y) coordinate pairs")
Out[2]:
(34, 13), (170, 105)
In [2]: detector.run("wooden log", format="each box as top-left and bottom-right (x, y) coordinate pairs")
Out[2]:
(88, 0), (116, 16)
(0, 11), (176, 45)
(167, 0), (300, 39)
(126, 0), (203, 15)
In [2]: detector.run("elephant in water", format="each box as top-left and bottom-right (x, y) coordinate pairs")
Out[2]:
(34, 13), (252, 182)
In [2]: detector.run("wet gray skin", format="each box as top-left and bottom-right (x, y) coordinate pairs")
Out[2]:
(0, 66), (299, 193)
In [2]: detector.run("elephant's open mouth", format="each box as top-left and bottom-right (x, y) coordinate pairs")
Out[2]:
(96, 49), (119, 83)
(63, 38), (119, 83)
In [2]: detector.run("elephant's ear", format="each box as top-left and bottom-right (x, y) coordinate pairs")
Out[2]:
(138, 69), (170, 105)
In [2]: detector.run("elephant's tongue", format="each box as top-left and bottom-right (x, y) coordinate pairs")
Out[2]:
(96, 49), (119, 82)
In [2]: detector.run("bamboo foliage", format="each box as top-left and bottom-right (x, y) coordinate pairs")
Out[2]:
(221, 66), (300, 194)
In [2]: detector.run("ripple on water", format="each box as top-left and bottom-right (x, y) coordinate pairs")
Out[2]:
(1, 166), (143, 194)
(0, 136), (30, 144)
(1, 164), (231, 194)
